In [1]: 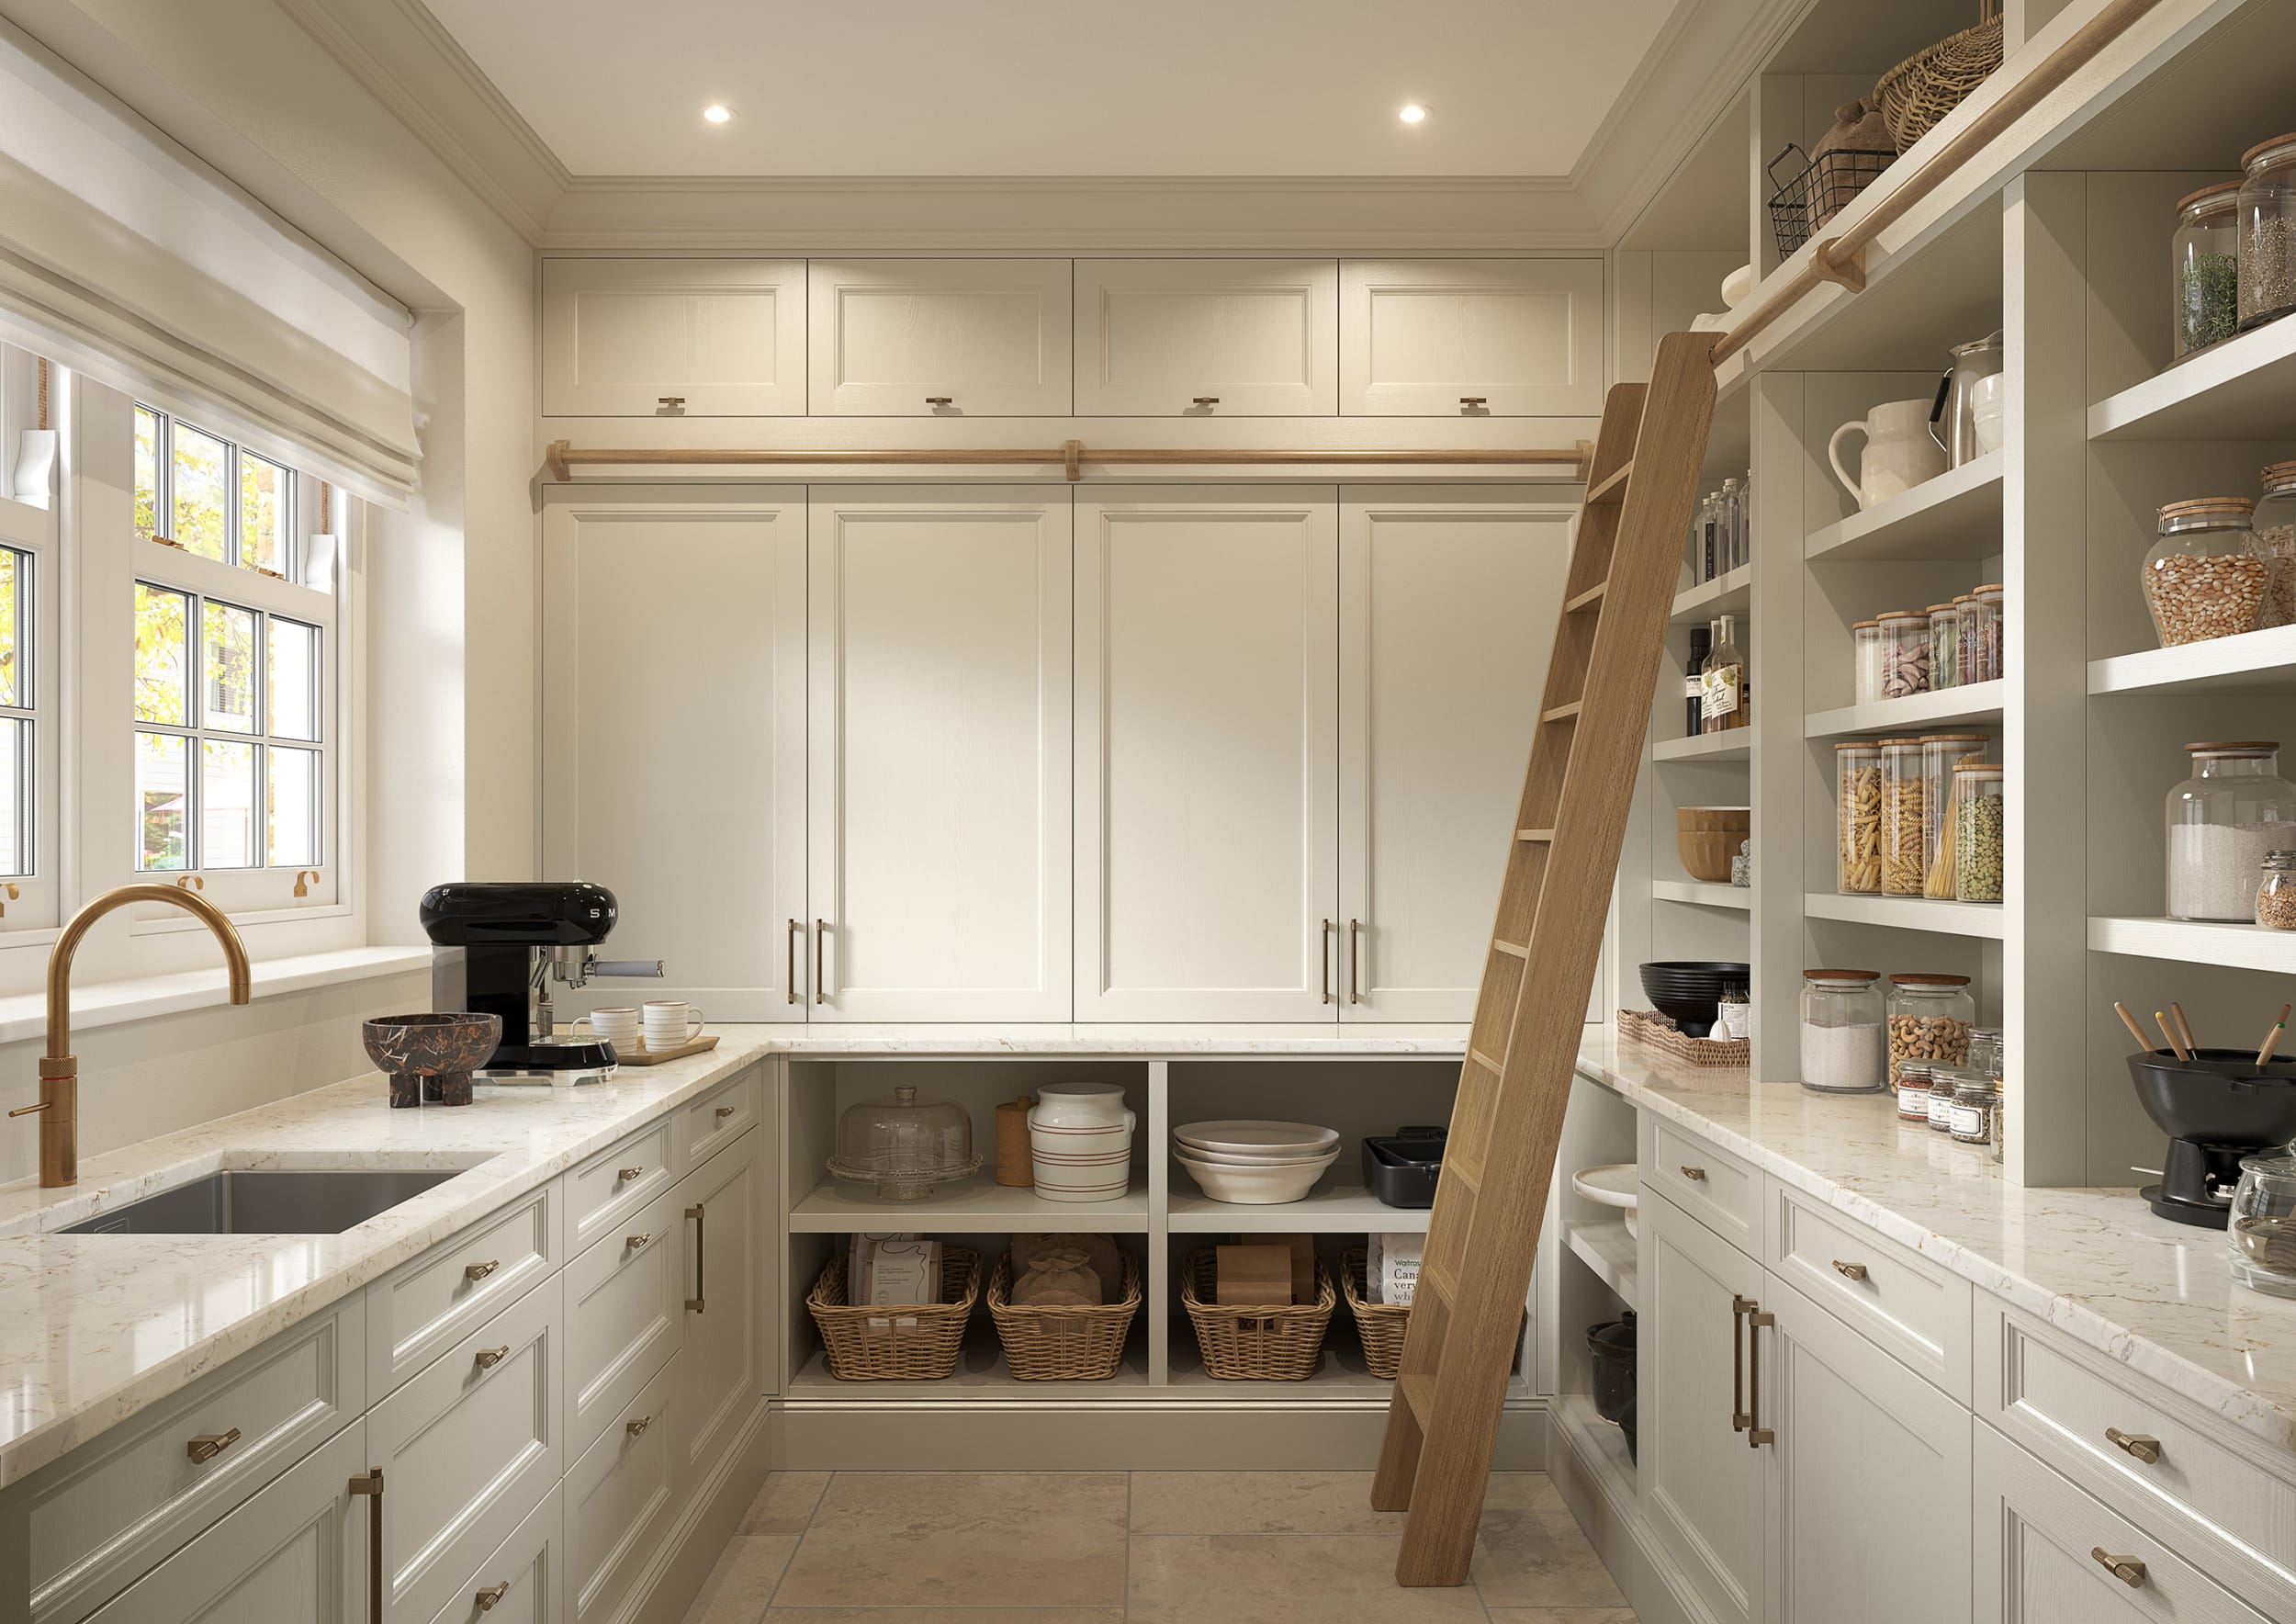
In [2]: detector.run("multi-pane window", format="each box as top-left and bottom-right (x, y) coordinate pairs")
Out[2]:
(134, 405), (299, 582)
(0, 544), (33, 878)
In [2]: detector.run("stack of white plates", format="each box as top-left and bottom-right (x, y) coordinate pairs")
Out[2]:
(1173, 1120), (1341, 1205)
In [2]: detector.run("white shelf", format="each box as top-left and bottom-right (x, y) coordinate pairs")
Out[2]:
(1652, 880), (1750, 911)
(1671, 563), (1751, 626)
(2088, 916), (2296, 974)
(788, 1328), (1152, 1398)
(1553, 1392), (1636, 1492)
(1804, 892), (2008, 939)
(791, 1171), (1152, 1233)
(1803, 453), (2005, 562)
(2087, 626), (2296, 696)
(1167, 1179), (1430, 1233)
(2088, 316), (2296, 443)
(1564, 1219), (1639, 1310)
(1803, 681), (2006, 739)
(1653, 729), (1751, 763)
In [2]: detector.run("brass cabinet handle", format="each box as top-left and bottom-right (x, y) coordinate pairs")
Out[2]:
(1460, 396), (1489, 409)
(1680, 1165), (1707, 1181)
(1348, 919), (1364, 1005)
(1730, 1294), (1751, 1433)
(1192, 396), (1220, 408)
(2105, 1427), (2162, 1465)
(475, 1581), (509, 1612)
(926, 396), (952, 407)
(686, 1201), (707, 1313)
(1320, 919), (1334, 1004)
(715, 1104), (737, 1120)
(626, 1232), (652, 1252)
(464, 1259), (499, 1282)
(1746, 1303), (1776, 1448)
(1832, 1259), (1868, 1281)
(657, 395), (685, 409)
(348, 1470), (384, 1624)
(787, 918), (802, 1004)
(815, 919), (827, 1005)
(474, 1344), (511, 1370)
(617, 1166), (644, 1183)
(186, 1427), (241, 1463)
(625, 1414), (654, 1438)
(2091, 1548), (2146, 1588)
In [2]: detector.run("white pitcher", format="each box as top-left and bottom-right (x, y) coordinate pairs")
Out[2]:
(1828, 398), (1947, 510)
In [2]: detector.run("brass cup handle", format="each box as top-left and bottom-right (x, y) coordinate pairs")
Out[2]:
(2105, 1427), (2162, 1464)
(715, 1105), (737, 1120)
(1832, 1259), (1868, 1280)
(626, 1232), (652, 1251)
(1680, 1165), (1707, 1181)
(474, 1344), (511, 1370)
(186, 1427), (242, 1463)
(475, 1582), (509, 1612)
(626, 1414), (653, 1438)
(464, 1259), (500, 1282)
(2091, 1548), (2146, 1588)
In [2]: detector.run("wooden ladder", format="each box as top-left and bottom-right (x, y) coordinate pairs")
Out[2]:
(1370, 330), (1719, 1585)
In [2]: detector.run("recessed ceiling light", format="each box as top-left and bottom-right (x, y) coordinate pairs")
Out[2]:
(1399, 104), (1428, 125)
(702, 104), (734, 125)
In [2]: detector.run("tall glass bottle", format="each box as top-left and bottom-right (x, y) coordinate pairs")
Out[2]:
(1719, 479), (1744, 575)
(1684, 626), (1711, 739)
(1702, 614), (1750, 732)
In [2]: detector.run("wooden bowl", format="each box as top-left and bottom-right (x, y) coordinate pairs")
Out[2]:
(1676, 806), (1750, 882)
(364, 1012), (501, 1109)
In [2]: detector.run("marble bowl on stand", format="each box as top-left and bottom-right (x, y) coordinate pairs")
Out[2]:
(364, 1012), (501, 1108)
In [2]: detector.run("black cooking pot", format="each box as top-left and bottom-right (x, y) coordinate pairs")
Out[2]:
(2127, 1049), (2296, 1145)
(1587, 1312), (1638, 1424)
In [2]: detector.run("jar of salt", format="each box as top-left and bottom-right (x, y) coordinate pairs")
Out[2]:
(1800, 969), (1885, 1094)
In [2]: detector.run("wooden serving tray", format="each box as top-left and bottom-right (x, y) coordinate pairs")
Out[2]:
(556, 1028), (721, 1066)
(1617, 1009), (1750, 1069)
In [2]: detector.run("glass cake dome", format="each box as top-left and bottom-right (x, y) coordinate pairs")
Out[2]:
(826, 1083), (982, 1201)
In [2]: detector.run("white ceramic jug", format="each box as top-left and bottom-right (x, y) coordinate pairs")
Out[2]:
(1828, 398), (1947, 510)
(1028, 1082), (1136, 1203)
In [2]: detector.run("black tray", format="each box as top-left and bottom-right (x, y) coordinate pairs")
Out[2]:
(1363, 1125), (1446, 1208)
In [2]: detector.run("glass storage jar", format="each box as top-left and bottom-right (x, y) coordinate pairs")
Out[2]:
(1836, 741), (1883, 894)
(1921, 734), (1992, 898)
(2229, 1152), (2296, 1298)
(1953, 763), (2007, 903)
(1953, 595), (1980, 685)
(826, 1082), (983, 1200)
(2237, 133), (2296, 333)
(2257, 850), (2296, 930)
(2167, 741), (2296, 921)
(2257, 460), (2296, 630)
(1950, 1076), (2001, 1147)
(2146, 500), (2267, 646)
(1928, 603), (1960, 692)
(1801, 969), (1886, 1094)
(1851, 619), (1885, 705)
(1881, 739), (1928, 897)
(1877, 610), (1931, 697)
(1887, 973), (1975, 1089)
(1896, 1058), (1936, 1123)
(1973, 584), (2005, 682)
(1925, 1064), (1964, 1132)
(2172, 179), (2243, 358)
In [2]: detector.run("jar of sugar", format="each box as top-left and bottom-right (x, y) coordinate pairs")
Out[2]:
(2167, 742), (2296, 921)
(1800, 969), (1886, 1094)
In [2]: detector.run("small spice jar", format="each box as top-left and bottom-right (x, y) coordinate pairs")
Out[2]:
(1801, 969), (1886, 1094)
(2258, 851), (2296, 930)
(2236, 133), (2296, 333)
(2256, 461), (2296, 630)
(2167, 742), (2296, 920)
(1887, 972), (1975, 1089)
(1926, 1064), (1964, 1133)
(1851, 619), (1885, 705)
(1881, 738), (1928, 897)
(2172, 180), (2242, 359)
(1837, 741), (1883, 894)
(1953, 594), (1981, 685)
(1927, 603), (1960, 692)
(1896, 1059), (1936, 1123)
(1950, 1075), (2001, 1147)
(1954, 763), (2007, 903)
(1877, 610), (1931, 697)
(1920, 734), (1991, 898)
(2146, 500), (2268, 647)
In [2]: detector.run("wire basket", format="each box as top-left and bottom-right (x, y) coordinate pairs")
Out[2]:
(1341, 1247), (1412, 1380)
(1767, 143), (1896, 258)
(806, 1246), (980, 1382)
(1180, 1249), (1334, 1381)
(1874, 2), (2004, 152)
(985, 1252), (1142, 1381)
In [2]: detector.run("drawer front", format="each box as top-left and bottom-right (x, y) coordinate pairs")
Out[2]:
(1978, 1303), (2296, 1616)
(566, 1183), (684, 1458)
(30, 1295), (365, 1624)
(567, 1354), (683, 1624)
(568, 1118), (675, 1254)
(369, 1184), (557, 1396)
(370, 1275), (565, 1624)
(422, 1483), (565, 1624)
(1766, 1183), (1971, 1402)
(1641, 1112), (1760, 1251)
(672, 1067), (759, 1175)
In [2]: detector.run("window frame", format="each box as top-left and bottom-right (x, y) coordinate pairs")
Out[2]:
(0, 344), (60, 933)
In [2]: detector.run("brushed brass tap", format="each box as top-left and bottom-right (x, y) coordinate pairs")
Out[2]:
(7, 885), (252, 1187)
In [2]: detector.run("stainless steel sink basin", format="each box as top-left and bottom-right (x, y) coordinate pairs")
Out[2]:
(62, 1168), (460, 1235)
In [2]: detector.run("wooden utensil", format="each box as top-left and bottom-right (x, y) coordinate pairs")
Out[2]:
(2112, 1002), (2155, 1054)
(2260, 1004), (2292, 1067)
(2155, 1011), (2191, 1063)
(2169, 1002), (2198, 1054)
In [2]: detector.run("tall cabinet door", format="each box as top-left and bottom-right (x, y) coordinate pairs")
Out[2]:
(807, 260), (1073, 416)
(1075, 487), (1339, 1021)
(807, 487), (1072, 1021)
(1338, 487), (1571, 1020)
(542, 489), (808, 1021)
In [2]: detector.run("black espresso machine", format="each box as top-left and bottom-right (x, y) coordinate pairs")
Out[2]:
(421, 881), (663, 1084)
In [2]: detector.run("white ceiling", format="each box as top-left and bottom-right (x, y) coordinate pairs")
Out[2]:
(420, 0), (1683, 178)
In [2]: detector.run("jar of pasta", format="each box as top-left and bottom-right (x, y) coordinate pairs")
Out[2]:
(1881, 738), (1928, 897)
(1877, 611), (1930, 697)
(1837, 742), (1882, 894)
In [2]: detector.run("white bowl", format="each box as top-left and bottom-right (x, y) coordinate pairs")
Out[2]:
(1721, 263), (1755, 310)
(1174, 1154), (1332, 1205)
(1571, 1163), (1640, 1237)
(1176, 1145), (1340, 1169)
(1174, 1120), (1339, 1157)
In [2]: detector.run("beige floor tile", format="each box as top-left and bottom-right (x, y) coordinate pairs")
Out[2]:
(740, 1471), (832, 1535)
(681, 1534), (802, 1624)
(772, 1472), (1129, 1608)
(1128, 1534), (1488, 1622)
(1469, 1475), (1629, 1610)
(1485, 1611), (1638, 1623)
(1128, 1470), (1406, 1536)
(762, 1611), (1124, 1623)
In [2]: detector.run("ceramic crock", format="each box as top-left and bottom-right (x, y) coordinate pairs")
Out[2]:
(1029, 1082), (1136, 1202)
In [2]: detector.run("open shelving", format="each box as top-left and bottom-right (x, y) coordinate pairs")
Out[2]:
(1564, 1219), (1638, 1311)
(1803, 892), (2008, 939)
(1803, 681), (2006, 739)
(1803, 453), (2005, 562)
(1671, 562), (1752, 626)
(1650, 879), (1750, 910)
(2088, 917), (2296, 975)
(2087, 315), (2296, 442)
(2087, 626), (2296, 696)
(1653, 730), (1751, 763)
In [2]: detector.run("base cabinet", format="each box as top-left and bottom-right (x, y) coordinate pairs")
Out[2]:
(671, 1130), (766, 1483)
(425, 1485), (565, 1624)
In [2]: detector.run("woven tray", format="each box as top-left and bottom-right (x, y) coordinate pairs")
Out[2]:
(807, 1247), (980, 1382)
(986, 1253), (1142, 1381)
(1180, 1249), (1335, 1382)
(1340, 1247), (1411, 1380)
(1618, 1009), (1750, 1070)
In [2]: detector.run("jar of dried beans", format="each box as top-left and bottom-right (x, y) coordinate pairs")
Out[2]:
(1928, 603), (1960, 691)
(2258, 851), (2296, 930)
(1887, 973), (1974, 1091)
(1852, 619), (1885, 705)
(2257, 461), (2296, 630)
(2237, 133), (2296, 333)
(1920, 733), (1991, 898)
(2172, 180), (2242, 359)
(1881, 738), (1928, 897)
(1837, 742), (1883, 894)
(1953, 764), (2006, 903)
(2146, 500), (2268, 647)
(1877, 610), (1930, 698)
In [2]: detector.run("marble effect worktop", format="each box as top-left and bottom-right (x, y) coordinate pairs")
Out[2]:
(1577, 1031), (2296, 1460)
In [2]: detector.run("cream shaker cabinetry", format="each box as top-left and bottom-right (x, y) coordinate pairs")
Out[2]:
(542, 259), (806, 417)
(670, 1128), (767, 1481)
(540, 490), (810, 1020)
(1073, 260), (1337, 416)
(1338, 259), (1604, 417)
(806, 260), (1072, 416)
(1074, 488), (1340, 1021)
(805, 490), (1073, 1021)
(1337, 489), (1569, 1019)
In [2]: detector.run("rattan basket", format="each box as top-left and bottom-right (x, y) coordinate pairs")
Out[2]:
(1874, 2), (2003, 152)
(1180, 1249), (1334, 1381)
(1618, 1008), (1750, 1070)
(986, 1252), (1142, 1381)
(1341, 1247), (1412, 1380)
(807, 1246), (980, 1382)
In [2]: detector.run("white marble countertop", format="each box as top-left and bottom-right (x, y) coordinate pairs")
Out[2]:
(1576, 1031), (2296, 1459)
(718, 1021), (1469, 1055)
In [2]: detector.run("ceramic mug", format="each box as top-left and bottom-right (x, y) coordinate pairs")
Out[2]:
(1827, 398), (1948, 510)
(641, 999), (704, 1050)
(574, 1006), (643, 1052)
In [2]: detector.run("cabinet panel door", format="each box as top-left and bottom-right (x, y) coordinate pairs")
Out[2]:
(1763, 1276), (1971, 1624)
(807, 488), (1072, 1021)
(542, 489), (808, 1020)
(1644, 1190), (1765, 1624)
(1338, 487), (1571, 1019)
(808, 260), (1071, 415)
(542, 259), (805, 417)
(672, 1129), (765, 1491)
(1075, 260), (1337, 416)
(1075, 488), (1339, 1021)
(1339, 260), (1604, 416)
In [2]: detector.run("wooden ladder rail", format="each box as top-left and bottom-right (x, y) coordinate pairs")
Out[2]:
(1368, 330), (1719, 1585)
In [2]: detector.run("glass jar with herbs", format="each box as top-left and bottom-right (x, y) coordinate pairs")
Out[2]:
(2146, 500), (2268, 647)
(1926, 1064), (1964, 1133)
(1881, 738), (1929, 897)
(2256, 460), (2296, 630)
(2237, 133), (2296, 333)
(1928, 603), (1960, 692)
(2167, 741), (2296, 920)
(1837, 742), (1882, 894)
(1950, 1075), (2001, 1148)
(2172, 180), (2242, 358)
(1954, 764), (2006, 903)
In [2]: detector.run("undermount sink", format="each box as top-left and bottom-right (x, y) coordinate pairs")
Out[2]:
(62, 1168), (461, 1235)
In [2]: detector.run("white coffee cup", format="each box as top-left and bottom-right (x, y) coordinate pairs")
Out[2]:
(574, 1006), (643, 1052)
(1827, 398), (1948, 510)
(642, 999), (704, 1050)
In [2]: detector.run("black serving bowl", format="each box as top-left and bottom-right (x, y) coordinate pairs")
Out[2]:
(2126, 1048), (2296, 1145)
(1638, 962), (1750, 1038)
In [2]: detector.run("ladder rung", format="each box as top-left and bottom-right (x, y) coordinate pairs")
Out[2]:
(1467, 1046), (1505, 1076)
(1400, 1371), (1435, 1424)
(1564, 581), (1606, 613)
(1491, 937), (1527, 959)
(1516, 828), (1555, 842)
(1584, 460), (1633, 507)
(1540, 701), (1583, 723)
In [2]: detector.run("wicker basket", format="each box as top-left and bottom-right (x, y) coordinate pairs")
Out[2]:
(986, 1252), (1142, 1381)
(1341, 1247), (1412, 1380)
(1180, 1249), (1335, 1381)
(1618, 1008), (1750, 1070)
(807, 1246), (980, 1382)
(1874, 2), (2003, 153)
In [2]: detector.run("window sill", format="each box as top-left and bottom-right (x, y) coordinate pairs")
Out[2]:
(0, 944), (430, 1048)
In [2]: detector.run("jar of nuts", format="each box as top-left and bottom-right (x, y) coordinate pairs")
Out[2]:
(1876, 611), (1931, 697)
(2258, 851), (2296, 930)
(1886, 973), (1974, 1090)
(1880, 739), (1929, 897)
(1837, 742), (1883, 894)
(2146, 500), (2268, 647)
(2257, 461), (2296, 630)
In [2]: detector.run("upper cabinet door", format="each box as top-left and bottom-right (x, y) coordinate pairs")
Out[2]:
(542, 259), (805, 416)
(542, 488), (809, 1020)
(807, 487), (1073, 1021)
(1075, 488), (1339, 1022)
(807, 260), (1072, 416)
(1339, 259), (1604, 417)
(1074, 260), (1337, 416)
(1338, 488), (1571, 1021)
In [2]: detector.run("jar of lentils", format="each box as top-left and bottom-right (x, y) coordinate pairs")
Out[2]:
(1887, 972), (1974, 1090)
(1954, 764), (2006, 903)
(2171, 179), (2242, 358)
(2237, 132), (2296, 333)
(2146, 500), (2268, 647)
(2257, 460), (2296, 630)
